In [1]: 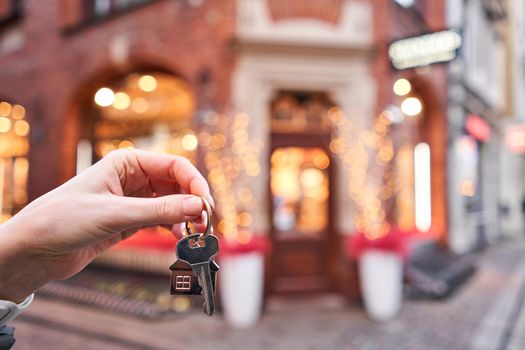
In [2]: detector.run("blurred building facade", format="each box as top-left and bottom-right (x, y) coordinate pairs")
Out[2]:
(445, 0), (525, 253)
(4, 0), (515, 301)
(499, 0), (525, 243)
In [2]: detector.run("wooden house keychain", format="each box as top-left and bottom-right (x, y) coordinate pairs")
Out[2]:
(170, 197), (220, 315)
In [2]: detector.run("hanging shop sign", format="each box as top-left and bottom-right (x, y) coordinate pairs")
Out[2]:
(505, 124), (525, 154)
(465, 114), (491, 142)
(388, 30), (462, 70)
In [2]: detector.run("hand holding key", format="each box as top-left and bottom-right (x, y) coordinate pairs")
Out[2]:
(171, 197), (220, 316)
(0, 149), (212, 304)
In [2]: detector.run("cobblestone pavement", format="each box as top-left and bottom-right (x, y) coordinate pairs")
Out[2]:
(11, 241), (525, 350)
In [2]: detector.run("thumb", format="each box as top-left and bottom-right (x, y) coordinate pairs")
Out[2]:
(108, 194), (205, 231)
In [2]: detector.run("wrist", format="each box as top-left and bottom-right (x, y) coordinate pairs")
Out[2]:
(0, 219), (50, 303)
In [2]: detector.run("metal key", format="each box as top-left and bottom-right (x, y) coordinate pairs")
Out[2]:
(176, 233), (219, 316)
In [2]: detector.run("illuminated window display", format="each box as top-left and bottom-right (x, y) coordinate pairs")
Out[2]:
(0, 101), (29, 222)
(80, 72), (197, 169)
(271, 147), (330, 236)
(79, 73), (197, 263)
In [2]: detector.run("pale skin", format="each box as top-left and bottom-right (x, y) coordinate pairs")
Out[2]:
(0, 149), (213, 303)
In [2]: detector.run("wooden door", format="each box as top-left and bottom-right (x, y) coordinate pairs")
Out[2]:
(268, 132), (335, 294)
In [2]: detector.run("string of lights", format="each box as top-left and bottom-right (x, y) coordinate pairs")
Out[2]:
(200, 112), (263, 243)
(328, 108), (396, 240)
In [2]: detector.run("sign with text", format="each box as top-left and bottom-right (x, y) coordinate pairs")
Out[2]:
(388, 30), (462, 70)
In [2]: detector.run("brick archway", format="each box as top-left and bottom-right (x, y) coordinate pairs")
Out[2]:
(60, 61), (193, 182)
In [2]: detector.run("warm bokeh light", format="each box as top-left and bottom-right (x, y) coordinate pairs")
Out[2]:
(138, 75), (158, 92)
(113, 92), (131, 110)
(118, 139), (134, 149)
(181, 133), (198, 151)
(11, 104), (25, 119)
(393, 78), (411, 96)
(313, 152), (330, 169)
(237, 212), (252, 227)
(201, 112), (262, 241)
(401, 97), (422, 116)
(458, 180), (476, 197)
(0, 102), (11, 117)
(14, 120), (30, 136)
(94, 87), (115, 107)
(171, 296), (191, 312)
(0, 117), (11, 132)
(414, 142), (432, 232)
(131, 97), (148, 113)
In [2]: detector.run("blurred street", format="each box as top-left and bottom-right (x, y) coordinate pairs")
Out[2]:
(2, 0), (525, 349)
(12, 239), (525, 350)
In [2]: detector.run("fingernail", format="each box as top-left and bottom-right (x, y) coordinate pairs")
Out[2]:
(183, 197), (202, 216)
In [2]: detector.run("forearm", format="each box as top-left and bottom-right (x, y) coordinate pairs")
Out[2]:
(0, 219), (50, 303)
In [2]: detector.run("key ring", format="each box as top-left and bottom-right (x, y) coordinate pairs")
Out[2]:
(184, 197), (213, 242)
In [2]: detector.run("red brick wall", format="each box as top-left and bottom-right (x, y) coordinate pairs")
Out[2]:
(384, 1), (449, 237)
(0, 0), (10, 19)
(0, 0), (236, 199)
(0, 0), (448, 237)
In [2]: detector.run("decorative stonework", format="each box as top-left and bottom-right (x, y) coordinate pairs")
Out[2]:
(267, 0), (344, 25)
(232, 52), (376, 233)
(237, 0), (372, 48)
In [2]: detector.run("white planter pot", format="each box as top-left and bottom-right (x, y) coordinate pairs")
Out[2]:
(220, 252), (264, 329)
(359, 249), (403, 322)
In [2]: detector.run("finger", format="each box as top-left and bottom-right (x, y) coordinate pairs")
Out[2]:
(107, 194), (205, 231)
(108, 150), (214, 206)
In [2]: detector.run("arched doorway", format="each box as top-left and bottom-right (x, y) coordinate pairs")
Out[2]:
(77, 71), (197, 268)
(0, 100), (30, 223)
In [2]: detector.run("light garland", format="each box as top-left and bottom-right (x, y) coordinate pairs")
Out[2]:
(201, 112), (263, 243)
(328, 108), (397, 240)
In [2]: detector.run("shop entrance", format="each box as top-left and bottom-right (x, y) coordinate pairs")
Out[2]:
(268, 91), (336, 294)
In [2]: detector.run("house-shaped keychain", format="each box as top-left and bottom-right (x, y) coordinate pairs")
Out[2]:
(170, 258), (219, 295)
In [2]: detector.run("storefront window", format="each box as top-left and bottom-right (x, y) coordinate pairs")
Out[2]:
(0, 0), (21, 25)
(0, 100), (29, 222)
(80, 72), (196, 171)
(87, 0), (153, 18)
(395, 144), (415, 230)
(271, 147), (330, 236)
(455, 135), (480, 204)
(81, 72), (196, 256)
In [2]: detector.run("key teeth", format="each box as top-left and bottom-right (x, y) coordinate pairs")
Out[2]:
(203, 303), (214, 316)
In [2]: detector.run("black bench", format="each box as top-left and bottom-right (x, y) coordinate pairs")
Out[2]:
(404, 241), (477, 299)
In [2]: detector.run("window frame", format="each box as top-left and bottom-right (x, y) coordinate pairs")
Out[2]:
(0, 0), (23, 28)
(63, 0), (160, 33)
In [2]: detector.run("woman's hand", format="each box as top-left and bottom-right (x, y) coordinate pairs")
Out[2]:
(0, 149), (212, 303)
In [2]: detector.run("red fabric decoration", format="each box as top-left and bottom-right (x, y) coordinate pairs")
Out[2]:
(219, 235), (271, 256)
(113, 227), (272, 257)
(345, 226), (437, 261)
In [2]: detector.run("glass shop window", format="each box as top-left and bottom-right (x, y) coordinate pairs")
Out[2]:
(0, 0), (21, 25)
(86, 0), (154, 19)
(79, 72), (197, 172)
(271, 147), (330, 236)
(0, 101), (29, 223)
